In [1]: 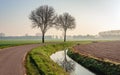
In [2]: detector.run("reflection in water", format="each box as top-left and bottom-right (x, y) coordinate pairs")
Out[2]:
(59, 50), (75, 72)
(50, 50), (95, 75)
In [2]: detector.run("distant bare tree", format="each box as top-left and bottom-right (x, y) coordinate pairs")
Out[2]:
(56, 13), (76, 42)
(29, 5), (56, 43)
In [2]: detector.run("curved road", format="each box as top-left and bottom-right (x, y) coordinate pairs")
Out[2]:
(0, 44), (40, 75)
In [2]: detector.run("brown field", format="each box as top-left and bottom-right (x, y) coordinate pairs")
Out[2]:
(73, 41), (120, 63)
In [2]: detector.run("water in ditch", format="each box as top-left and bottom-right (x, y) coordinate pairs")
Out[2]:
(50, 50), (95, 75)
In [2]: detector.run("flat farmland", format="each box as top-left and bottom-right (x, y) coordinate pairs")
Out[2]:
(0, 40), (40, 49)
(74, 41), (120, 63)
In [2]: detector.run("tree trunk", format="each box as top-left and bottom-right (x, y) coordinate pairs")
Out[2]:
(64, 30), (67, 42)
(42, 32), (45, 43)
(64, 50), (67, 61)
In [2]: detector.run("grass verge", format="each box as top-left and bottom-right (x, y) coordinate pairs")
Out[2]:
(25, 42), (76, 75)
(67, 49), (120, 75)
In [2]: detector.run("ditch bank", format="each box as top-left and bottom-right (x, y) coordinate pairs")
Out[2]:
(67, 49), (120, 75)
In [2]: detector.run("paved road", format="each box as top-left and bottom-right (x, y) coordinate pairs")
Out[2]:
(0, 44), (40, 75)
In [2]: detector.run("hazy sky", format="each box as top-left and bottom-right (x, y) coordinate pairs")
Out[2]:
(0, 0), (120, 36)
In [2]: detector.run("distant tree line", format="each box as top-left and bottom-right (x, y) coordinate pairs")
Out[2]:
(0, 33), (5, 37)
(29, 5), (76, 43)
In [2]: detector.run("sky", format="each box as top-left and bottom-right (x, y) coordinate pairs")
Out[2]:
(0, 0), (120, 36)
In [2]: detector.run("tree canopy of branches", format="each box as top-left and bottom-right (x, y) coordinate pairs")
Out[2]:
(29, 5), (56, 43)
(56, 13), (76, 42)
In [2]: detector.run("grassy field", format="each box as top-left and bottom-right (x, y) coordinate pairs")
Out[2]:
(0, 40), (93, 49)
(0, 40), (41, 49)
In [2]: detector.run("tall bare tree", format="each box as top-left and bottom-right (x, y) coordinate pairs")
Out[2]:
(56, 13), (76, 42)
(29, 5), (56, 43)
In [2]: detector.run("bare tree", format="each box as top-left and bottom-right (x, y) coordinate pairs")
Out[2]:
(56, 13), (76, 42)
(29, 5), (56, 43)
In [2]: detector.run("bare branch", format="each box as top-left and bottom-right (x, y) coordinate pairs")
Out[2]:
(55, 12), (76, 42)
(29, 5), (56, 43)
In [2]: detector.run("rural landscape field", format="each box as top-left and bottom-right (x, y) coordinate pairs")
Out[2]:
(0, 0), (120, 75)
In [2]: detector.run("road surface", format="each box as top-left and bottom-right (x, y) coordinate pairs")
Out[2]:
(0, 44), (40, 75)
